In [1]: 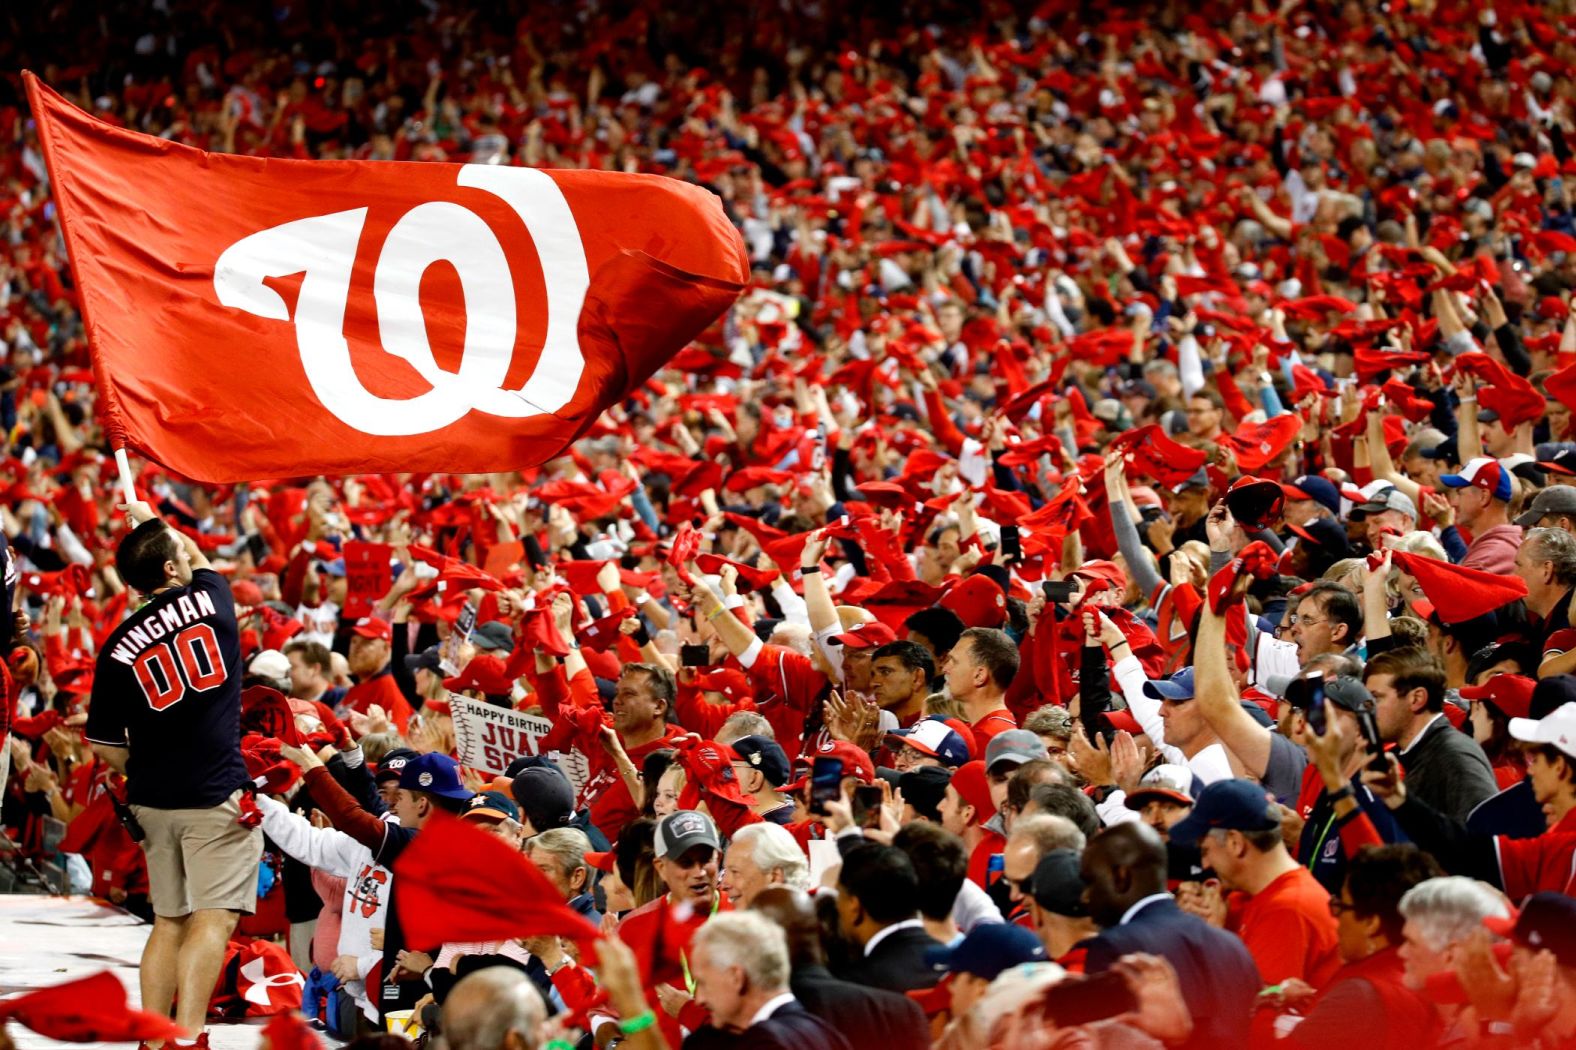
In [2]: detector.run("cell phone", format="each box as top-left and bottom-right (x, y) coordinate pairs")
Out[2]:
(1037, 971), (1138, 1027)
(1357, 705), (1390, 772)
(1000, 526), (1021, 563)
(851, 785), (884, 829)
(809, 756), (844, 816)
(1042, 580), (1076, 603)
(680, 644), (711, 668)
(1304, 675), (1328, 738)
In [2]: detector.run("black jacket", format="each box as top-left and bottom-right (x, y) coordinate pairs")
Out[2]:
(1399, 715), (1498, 823)
(791, 965), (928, 1050)
(833, 924), (943, 994)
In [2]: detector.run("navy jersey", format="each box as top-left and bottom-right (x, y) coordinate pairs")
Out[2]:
(84, 568), (249, 808)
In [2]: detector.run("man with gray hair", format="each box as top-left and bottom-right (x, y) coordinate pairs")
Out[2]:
(1514, 526), (1576, 674)
(720, 822), (809, 907)
(440, 966), (545, 1050)
(687, 912), (850, 1050)
(1000, 814), (1083, 923)
(716, 710), (774, 746)
(1397, 876), (1511, 991)
(526, 827), (599, 926)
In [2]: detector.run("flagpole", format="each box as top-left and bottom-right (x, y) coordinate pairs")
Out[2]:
(114, 447), (137, 505)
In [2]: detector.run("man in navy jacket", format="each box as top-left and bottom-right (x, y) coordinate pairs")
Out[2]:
(1079, 823), (1259, 1050)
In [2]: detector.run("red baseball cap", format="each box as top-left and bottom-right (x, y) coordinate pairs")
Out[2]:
(1459, 674), (1535, 720)
(786, 740), (876, 791)
(827, 620), (898, 649)
(351, 616), (392, 642)
(939, 574), (1007, 629)
(949, 760), (994, 825)
(444, 654), (516, 696)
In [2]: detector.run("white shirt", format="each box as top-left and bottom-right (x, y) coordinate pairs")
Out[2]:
(864, 917), (925, 957)
(952, 876), (1004, 932)
(1111, 655), (1235, 785)
(748, 992), (798, 1027)
(1119, 893), (1173, 926)
(1400, 713), (1445, 756)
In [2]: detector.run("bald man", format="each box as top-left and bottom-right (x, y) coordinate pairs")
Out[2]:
(749, 888), (928, 1049)
(1079, 824), (1257, 1050)
(440, 966), (546, 1050)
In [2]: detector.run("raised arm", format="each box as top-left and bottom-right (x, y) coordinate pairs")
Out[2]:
(1193, 577), (1273, 777)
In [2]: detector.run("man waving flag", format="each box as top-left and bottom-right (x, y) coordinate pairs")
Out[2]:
(23, 72), (747, 481)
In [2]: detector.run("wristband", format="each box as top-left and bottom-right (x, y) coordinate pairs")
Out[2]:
(1457, 396), (1477, 404)
(619, 1010), (657, 1035)
(546, 1041), (575, 1050)
(707, 606), (728, 622)
(1326, 784), (1355, 805)
(800, 565), (822, 575)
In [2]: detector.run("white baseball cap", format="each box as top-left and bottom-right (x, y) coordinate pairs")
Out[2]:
(248, 649), (291, 682)
(1124, 764), (1196, 810)
(1509, 703), (1576, 760)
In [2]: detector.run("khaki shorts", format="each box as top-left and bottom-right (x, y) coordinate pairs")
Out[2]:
(131, 789), (262, 918)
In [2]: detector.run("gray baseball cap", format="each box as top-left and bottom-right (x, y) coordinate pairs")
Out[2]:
(1516, 484), (1576, 527)
(1349, 485), (1417, 522)
(984, 729), (1049, 774)
(653, 810), (720, 860)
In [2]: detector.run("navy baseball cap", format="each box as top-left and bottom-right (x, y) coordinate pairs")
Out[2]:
(463, 790), (521, 824)
(1281, 475), (1341, 516)
(1142, 667), (1196, 702)
(1484, 892), (1576, 968)
(397, 753), (475, 802)
(731, 735), (791, 787)
(1286, 516), (1351, 555)
(1166, 778), (1281, 847)
(924, 923), (1046, 980)
(375, 748), (421, 783)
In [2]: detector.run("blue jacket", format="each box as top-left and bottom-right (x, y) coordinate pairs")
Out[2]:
(1082, 896), (1259, 1050)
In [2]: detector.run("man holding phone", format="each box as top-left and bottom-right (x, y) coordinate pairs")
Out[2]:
(1286, 676), (1406, 893)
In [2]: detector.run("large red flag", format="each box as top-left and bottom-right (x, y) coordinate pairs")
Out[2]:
(0, 971), (184, 1043)
(25, 73), (747, 481)
(393, 811), (600, 949)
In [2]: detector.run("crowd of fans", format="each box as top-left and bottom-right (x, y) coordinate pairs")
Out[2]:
(5, 0), (1576, 1046)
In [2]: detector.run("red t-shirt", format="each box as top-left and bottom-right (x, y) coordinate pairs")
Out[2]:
(343, 671), (415, 734)
(1234, 866), (1341, 988)
(617, 892), (732, 1047)
(586, 726), (687, 839)
(966, 828), (1008, 888)
(743, 643), (829, 754)
(970, 708), (1019, 749)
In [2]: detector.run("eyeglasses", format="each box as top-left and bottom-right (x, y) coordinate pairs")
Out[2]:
(1289, 614), (1327, 629)
(1328, 898), (1358, 918)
